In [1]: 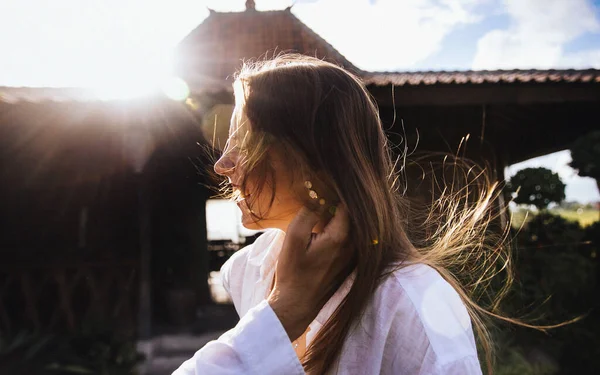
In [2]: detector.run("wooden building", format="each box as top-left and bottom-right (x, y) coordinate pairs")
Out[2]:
(176, 1), (600, 191)
(0, 95), (213, 339)
(0, 0), (599, 341)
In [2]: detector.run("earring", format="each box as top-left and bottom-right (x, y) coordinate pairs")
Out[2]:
(304, 180), (378, 244)
(304, 180), (319, 200)
(305, 179), (332, 211)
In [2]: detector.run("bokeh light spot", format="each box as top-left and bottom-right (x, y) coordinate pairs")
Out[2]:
(421, 279), (471, 338)
(162, 77), (190, 101)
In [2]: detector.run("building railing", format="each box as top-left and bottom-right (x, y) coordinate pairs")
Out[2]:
(0, 260), (138, 335)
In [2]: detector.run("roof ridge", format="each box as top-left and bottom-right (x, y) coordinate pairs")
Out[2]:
(364, 68), (600, 75)
(177, 7), (292, 48)
(208, 8), (291, 15)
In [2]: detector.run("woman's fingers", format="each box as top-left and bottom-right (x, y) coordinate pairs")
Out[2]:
(284, 205), (321, 259)
(320, 204), (349, 246)
(270, 204), (352, 341)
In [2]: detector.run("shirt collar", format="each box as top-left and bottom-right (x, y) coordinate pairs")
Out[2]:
(247, 228), (286, 281)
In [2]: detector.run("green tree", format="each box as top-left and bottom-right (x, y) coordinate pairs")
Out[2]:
(569, 130), (600, 194)
(506, 167), (566, 210)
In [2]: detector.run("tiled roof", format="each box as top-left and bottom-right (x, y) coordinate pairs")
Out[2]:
(175, 7), (361, 85)
(3, 69), (599, 103)
(362, 69), (600, 86)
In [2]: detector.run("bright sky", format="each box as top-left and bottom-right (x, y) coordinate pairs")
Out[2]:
(1, 0), (599, 202)
(505, 151), (600, 204)
(2, 0), (600, 88)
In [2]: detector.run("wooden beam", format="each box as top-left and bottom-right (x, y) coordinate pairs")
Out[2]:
(137, 173), (152, 339)
(369, 83), (600, 107)
(377, 101), (599, 165)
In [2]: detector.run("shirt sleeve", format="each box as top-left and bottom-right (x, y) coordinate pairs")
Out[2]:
(172, 299), (305, 375)
(219, 258), (232, 297)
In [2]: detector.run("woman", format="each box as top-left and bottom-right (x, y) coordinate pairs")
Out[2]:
(213, 55), (503, 374)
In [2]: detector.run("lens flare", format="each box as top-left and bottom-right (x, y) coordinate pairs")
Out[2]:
(162, 77), (190, 101)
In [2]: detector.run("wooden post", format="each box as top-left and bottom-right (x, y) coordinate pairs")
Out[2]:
(493, 150), (510, 231)
(188, 186), (211, 306)
(137, 171), (152, 339)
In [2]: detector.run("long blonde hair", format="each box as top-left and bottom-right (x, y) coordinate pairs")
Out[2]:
(217, 54), (545, 374)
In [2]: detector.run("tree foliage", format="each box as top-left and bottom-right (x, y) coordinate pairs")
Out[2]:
(506, 167), (566, 210)
(569, 130), (600, 182)
(495, 212), (599, 374)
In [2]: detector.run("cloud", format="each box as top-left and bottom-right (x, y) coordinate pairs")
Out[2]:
(559, 48), (600, 69)
(291, 0), (486, 71)
(472, 0), (600, 69)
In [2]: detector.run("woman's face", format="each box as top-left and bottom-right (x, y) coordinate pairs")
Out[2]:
(214, 104), (303, 231)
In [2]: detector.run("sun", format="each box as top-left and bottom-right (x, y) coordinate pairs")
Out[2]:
(87, 52), (187, 101)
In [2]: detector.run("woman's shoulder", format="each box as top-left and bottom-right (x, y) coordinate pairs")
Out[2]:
(379, 263), (469, 313)
(386, 263), (464, 304)
(371, 263), (479, 368)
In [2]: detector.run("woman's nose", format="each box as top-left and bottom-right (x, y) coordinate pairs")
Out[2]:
(214, 152), (236, 176)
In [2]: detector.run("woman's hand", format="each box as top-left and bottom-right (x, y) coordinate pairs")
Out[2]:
(267, 204), (351, 341)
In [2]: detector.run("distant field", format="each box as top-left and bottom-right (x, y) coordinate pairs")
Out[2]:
(510, 208), (599, 228)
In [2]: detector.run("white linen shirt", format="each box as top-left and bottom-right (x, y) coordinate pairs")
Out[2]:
(221, 229), (483, 375)
(173, 299), (304, 375)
